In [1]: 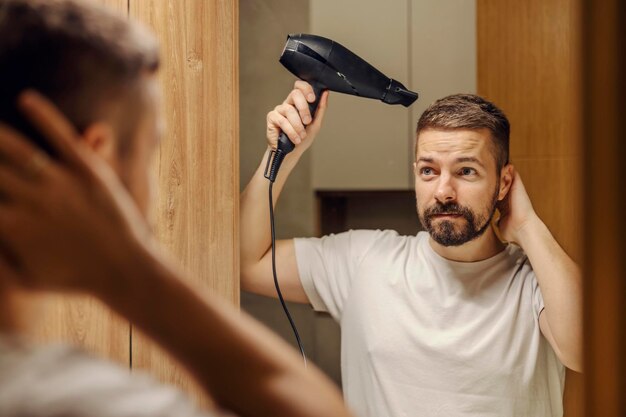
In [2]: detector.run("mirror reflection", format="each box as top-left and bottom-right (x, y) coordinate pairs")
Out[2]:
(240, 1), (583, 416)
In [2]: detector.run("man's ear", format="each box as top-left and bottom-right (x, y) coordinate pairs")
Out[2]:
(81, 122), (118, 164)
(497, 164), (514, 201)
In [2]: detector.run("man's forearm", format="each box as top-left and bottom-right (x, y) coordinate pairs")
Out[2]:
(240, 148), (302, 269)
(517, 215), (583, 371)
(100, 242), (351, 417)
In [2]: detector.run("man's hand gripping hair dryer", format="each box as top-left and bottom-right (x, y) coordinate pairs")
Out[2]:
(262, 34), (418, 364)
(264, 33), (419, 182)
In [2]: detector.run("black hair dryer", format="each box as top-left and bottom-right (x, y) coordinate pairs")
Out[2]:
(264, 33), (419, 182)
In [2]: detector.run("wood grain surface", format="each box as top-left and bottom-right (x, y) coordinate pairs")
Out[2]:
(129, 0), (239, 405)
(477, 0), (584, 415)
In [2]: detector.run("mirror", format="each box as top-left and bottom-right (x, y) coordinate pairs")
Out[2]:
(240, 0), (583, 415)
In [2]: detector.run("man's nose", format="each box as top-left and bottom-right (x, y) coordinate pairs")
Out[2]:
(434, 175), (456, 203)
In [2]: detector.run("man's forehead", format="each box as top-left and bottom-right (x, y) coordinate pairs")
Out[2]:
(416, 128), (491, 158)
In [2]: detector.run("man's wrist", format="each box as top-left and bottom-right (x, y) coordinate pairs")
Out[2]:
(263, 145), (304, 180)
(515, 213), (546, 248)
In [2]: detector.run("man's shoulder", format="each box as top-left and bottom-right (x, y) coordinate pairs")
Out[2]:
(314, 228), (420, 253)
(504, 243), (533, 271)
(319, 228), (420, 244)
(0, 336), (213, 417)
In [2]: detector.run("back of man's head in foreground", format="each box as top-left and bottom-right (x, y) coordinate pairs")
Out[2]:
(0, 0), (160, 156)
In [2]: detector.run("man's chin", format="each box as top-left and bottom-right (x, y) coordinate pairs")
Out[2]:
(429, 232), (470, 247)
(428, 222), (482, 247)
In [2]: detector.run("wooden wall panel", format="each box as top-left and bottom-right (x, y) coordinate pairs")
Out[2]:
(129, 0), (239, 404)
(32, 0), (131, 367)
(477, 1), (584, 416)
(33, 294), (130, 363)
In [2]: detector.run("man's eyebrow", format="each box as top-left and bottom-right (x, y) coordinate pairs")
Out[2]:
(455, 157), (485, 168)
(416, 156), (485, 168)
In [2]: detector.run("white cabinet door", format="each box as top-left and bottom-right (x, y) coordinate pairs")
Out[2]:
(310, 0), (412, 190)
(410, 0), (477, 148)
(310, 0), (476, 190)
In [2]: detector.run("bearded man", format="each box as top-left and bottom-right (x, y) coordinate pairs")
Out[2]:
(240, 82), (582, 417)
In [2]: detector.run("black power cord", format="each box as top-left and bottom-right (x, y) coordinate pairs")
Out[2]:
(269, 180), (307, 365)
(264, 91), (321, 366)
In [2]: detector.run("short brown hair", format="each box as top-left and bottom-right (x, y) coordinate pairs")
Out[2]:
(0, 0), (159, 153)
(416, 94), (510, 171)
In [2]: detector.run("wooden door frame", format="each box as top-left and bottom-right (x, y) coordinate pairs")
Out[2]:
(582, 0), (626, 415)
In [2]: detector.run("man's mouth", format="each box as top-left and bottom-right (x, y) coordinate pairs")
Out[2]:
(431, 213), (462, 218)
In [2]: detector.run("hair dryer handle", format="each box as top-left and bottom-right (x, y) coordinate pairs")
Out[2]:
(277, 83), (325, 155)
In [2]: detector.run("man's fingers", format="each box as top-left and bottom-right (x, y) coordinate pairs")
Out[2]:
(0, 123), (41, 169)
(0, 205), (19, 244)
(0, 233), (29, 288)
(308, 91), (329, 132)
(18, 90), (91, 172)
(512, 169), (526, 192)
(278, 104), (307, 139)
(267, 112), (301, 146)
(293, 80), (315, 102)
(289, 90), (313, 125)
(0, 164), (39, 203)
(0, 253), (20, 285)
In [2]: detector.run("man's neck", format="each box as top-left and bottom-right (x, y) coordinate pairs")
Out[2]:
(429, 226), (506, 262)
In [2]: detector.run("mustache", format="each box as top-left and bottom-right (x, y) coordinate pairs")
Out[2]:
(424, 202), (473, 217)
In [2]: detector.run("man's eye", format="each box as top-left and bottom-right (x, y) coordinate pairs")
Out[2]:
(459, 167), (477, 176)
(420, 167), (434, 175)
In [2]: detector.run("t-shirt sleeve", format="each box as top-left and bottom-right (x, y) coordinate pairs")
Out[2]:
(293, 229), (380, 319)
(531, 271), (546, 320)
(514, 249), (546, 322)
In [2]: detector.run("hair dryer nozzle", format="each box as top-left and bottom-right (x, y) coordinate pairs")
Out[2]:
(383, 79), (418, 107)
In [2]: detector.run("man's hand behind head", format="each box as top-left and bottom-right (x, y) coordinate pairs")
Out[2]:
(0, 91), (153, 296)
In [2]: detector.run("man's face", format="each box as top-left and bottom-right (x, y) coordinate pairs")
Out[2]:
(414, 128), (502, 246)
(114, 75), (163, 218)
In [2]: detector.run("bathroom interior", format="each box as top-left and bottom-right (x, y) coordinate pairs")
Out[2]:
(26, 0), (625, 416)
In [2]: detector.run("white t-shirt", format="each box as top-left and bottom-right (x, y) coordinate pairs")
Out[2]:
(294, 230), (565, 417)
(0, 336), (229, 417)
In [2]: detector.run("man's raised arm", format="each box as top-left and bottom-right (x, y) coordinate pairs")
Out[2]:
(240, 81), (329, 303)
(0, 91), (349, 417)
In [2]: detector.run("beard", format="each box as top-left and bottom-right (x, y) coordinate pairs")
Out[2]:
(418, 183), (500, 247)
